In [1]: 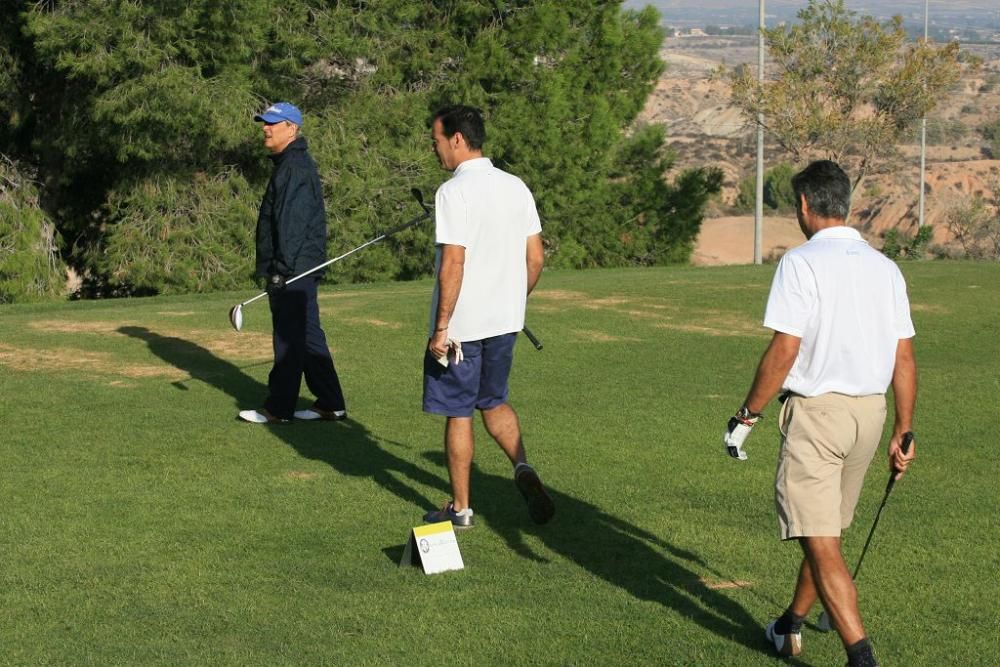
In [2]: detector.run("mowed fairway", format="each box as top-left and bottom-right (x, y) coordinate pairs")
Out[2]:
(1, 263), (997, 666)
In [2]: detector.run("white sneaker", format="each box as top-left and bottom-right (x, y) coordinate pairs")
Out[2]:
(293, 407), (347, 421)
(238, 409), (287, 424)
(765, 620), (802, 657)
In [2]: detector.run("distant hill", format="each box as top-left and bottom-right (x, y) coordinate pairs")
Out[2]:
(624, 1), (1000, 31)
(638, 35), (1000, 263)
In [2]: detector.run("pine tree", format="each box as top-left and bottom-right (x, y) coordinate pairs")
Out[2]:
(1, 1), (721, 298)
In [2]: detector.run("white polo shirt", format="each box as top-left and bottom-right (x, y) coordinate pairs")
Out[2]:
(428, 158), (542, 341)
(763, 226), (915, 397)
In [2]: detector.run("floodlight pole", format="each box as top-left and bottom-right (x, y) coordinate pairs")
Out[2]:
(918, 0), (928, 228)
(754, 0), (765, 264)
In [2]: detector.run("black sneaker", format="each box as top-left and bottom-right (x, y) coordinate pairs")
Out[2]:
(423, 502), (474, 529)
(515, 464), (555, 525)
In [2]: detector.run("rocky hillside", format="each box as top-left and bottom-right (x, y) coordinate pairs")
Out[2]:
(640, 36), (1000, 262)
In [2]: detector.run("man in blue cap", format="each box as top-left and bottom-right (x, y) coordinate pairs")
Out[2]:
(238, 102), (348, 424)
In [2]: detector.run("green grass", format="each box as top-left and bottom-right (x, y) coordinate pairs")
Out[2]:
(1, 262), (997, 665)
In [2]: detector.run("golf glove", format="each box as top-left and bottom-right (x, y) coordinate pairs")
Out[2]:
(266, 274), (287, 295)
(434, 338), (463, 368)
(723, 406), (761, 461)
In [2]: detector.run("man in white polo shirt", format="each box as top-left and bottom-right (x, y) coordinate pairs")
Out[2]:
(421, 105), (553, 529)
(722, 160), (917, 667)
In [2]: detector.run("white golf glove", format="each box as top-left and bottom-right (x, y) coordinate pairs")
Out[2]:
(435, 339), (464, 368)
(723, 406), (761, 461)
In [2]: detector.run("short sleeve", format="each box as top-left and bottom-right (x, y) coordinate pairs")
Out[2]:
(523, 185), (541, 237)
(892, 267), (916, 339)
(763, 253), (815, 337)
(434, 185), (467, 247)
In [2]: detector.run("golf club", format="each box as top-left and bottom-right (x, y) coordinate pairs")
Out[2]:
(522, 326), (543, 350)
(229, 188), (432, 331)
(817, 431), (914, 632)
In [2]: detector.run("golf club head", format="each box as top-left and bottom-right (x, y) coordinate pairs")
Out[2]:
(411, 187), (430, 214)
(817, 611), (833, 633)
(229, 304), (244, 332)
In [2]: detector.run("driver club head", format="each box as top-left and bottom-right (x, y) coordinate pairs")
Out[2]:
(816, 611), (833, 633)
(229, 304), (244, 332)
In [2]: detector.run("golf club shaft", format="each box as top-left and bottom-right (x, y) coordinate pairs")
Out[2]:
(238, 210), (431, 309)
(286, 211), (430, 286)
(523, 326), (543, 350)
(851, 432), (914, 579)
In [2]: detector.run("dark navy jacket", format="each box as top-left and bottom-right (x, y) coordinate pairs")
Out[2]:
(255, 137), (327, 278)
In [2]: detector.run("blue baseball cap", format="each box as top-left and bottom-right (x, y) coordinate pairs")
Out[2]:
(254, 102), (302, 126)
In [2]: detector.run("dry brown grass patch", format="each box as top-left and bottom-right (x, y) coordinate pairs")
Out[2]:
(342, 316), (403, 330)
(201, 333), (272, 359)
(572, 329), (643, 343)
(30, 320), (128, 334)
(910, 303), (949, 314)
(700, 577), (753, 590)
(0, 343), (186, 379)
(108, 380), (138, 388)
(654, 320), (765, 337)
(285, 471), (321, 481)
(29, 319), (271, 361)
(532, 289), (591, 302)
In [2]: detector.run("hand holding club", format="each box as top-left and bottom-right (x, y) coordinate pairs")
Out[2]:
(265, 274), (286, 295)
(888, 431), (916, 482)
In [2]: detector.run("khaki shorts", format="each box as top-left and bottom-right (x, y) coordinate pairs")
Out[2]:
(775, 393), (887, 539)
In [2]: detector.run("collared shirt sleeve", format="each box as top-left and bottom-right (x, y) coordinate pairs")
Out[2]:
(763, 253), (815, 337)
(434, 185), (467, 247)
(892, 267), (916, 339)
(524, 186), (542, 237)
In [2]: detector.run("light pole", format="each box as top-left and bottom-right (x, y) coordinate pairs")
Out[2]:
(754, 0), (765, 264)
(918, 0), (928, 228)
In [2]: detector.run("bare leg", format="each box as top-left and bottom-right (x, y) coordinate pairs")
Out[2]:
(800, 536), (867, 646)
(484, 402), (554, 525)
(789, 557), (820, 617)
(445, 417), (474, 511)
(481, 403), (526, 467)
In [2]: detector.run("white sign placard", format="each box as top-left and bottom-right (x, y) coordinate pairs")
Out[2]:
(399, 521), (465, 575)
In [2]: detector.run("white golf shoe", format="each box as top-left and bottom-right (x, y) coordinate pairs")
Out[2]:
(293, 406), (347, 421)
(238, 409), (288, 424)
(765, 620), (802, 657)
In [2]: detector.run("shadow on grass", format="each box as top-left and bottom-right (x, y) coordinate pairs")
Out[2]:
(118, 326), (448, 511)
(119, 326), (783, 659)
(421, 450), (781, 658)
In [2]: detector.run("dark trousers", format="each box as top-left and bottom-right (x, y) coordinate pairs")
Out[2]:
(264, 276), (346, 419)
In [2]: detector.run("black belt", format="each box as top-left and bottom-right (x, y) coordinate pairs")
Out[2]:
(778, 390), (799, 404)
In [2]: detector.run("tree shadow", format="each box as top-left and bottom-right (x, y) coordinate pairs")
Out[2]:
(118, 326), (448, 511)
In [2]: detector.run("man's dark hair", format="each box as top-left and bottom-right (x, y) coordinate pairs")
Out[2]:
(432, 105), (486, 150)
(791, 160), (851, 220)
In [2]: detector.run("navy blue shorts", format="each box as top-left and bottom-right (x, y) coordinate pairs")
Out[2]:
(422, 333), (518, 417)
